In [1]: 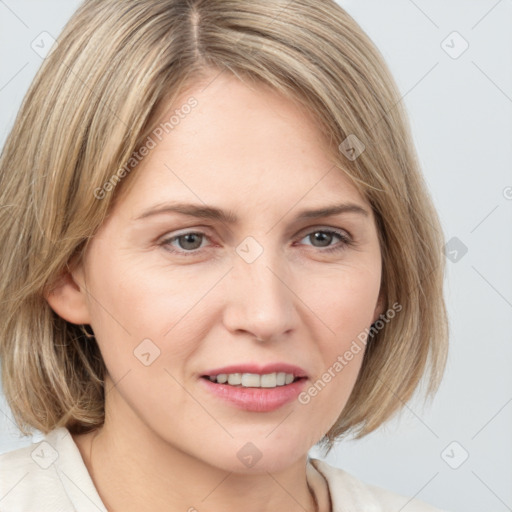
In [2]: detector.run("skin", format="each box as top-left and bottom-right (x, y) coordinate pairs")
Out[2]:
(46, 69), (384, 512)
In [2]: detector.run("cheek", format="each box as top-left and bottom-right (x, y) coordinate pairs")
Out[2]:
(293, 266), (379, 433)
(82, 248), (215, 374)
(308, 262), (381, 344)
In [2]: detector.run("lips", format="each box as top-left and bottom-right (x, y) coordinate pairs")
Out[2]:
(199, 362), (309, 412)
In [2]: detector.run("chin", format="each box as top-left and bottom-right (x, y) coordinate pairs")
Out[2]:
(207, 434), (312, 475)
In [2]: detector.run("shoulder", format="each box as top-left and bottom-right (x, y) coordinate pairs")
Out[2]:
(310, 458), (449, 512)
(0, 427), (106, 512)
(0, 428), (72, 510)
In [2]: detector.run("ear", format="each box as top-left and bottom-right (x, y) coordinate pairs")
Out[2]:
(44, 265), (91, 325)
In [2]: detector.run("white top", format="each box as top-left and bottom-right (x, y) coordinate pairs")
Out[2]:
(0, 427), (448, 511)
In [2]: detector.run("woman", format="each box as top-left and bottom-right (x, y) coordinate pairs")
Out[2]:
(0, 1), (449, 510)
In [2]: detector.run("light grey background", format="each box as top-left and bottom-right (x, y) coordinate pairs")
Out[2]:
(1, 1), (511, 511)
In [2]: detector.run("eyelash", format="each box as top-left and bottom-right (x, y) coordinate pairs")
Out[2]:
(159, 228), (353, 257)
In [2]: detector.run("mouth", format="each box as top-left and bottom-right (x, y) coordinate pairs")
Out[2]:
(198, 363), (309, 411)
(199, 368), (308, 412)
(201, 372), (306, 388)
(200, 363), (308, 388)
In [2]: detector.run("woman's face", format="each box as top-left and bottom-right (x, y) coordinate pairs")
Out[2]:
(72, 71), (383, 473)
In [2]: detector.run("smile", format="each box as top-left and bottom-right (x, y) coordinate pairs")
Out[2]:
(199, 363), (309, 411)
(203, 372), (299, 388)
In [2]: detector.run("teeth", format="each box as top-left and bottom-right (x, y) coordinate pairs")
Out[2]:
(208, 372), (298, 388)
(228, 373), (242, 385)
(242, 373), (261, 387)
(260, 373), (275, 388)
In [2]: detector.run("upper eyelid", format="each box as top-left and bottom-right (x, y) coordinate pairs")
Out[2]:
(297, 225), (352, 238)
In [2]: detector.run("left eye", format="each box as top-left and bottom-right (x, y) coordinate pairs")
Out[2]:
(160, 228), (352, 256)
(299, 229), (352, 251)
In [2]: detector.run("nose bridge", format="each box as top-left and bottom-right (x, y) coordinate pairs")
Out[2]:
(223, 236), (296, 340)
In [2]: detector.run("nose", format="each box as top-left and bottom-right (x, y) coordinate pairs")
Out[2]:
(221, 243), (298, 343)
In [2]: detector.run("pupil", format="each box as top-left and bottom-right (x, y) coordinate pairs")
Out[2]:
(313, 231), (331, 247)
(180, 233), (201, 250)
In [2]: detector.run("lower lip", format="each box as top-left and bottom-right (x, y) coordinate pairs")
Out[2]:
(199, 377), (307, 412)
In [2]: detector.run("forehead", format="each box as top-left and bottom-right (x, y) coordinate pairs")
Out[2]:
(115, 72), (368, 218)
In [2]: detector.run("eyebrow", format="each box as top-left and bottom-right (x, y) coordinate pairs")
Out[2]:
(133, 201), (370, 224)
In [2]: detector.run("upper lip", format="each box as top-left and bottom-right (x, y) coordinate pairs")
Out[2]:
(201, 363), (308, 378)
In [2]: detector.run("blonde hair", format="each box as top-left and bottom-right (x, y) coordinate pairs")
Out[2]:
(0, 0), (448, 450)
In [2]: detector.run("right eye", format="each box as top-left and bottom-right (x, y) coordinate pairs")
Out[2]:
(160, 231), (211, 256)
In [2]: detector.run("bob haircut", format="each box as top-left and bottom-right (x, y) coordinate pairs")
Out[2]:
(0, 0), (448, 451)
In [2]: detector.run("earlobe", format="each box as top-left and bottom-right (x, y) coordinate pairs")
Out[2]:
(44, 269), (91, 325)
